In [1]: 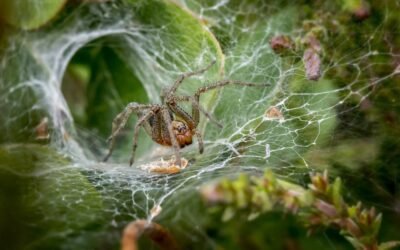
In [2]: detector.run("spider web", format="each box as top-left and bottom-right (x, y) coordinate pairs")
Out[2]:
(0, 0), (398, 249)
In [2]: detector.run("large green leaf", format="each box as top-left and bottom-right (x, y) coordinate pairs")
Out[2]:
(0, 0), (67, 30)
(0, 144), (104, 249)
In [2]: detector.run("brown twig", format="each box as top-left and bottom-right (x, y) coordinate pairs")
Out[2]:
(121, 220), (179, 250)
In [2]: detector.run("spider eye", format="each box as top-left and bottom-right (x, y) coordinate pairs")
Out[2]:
(172, 121), (188, 134)
(178, 125), (186, 132)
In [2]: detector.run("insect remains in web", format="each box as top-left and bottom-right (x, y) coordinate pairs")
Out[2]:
(103, 60), (269, 167)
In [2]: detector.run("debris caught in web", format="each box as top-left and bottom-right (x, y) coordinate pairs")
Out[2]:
(137, 157), (189, 174)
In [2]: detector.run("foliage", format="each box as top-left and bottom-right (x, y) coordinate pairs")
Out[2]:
(0, 0), (400, 249)
(201, 170), (400, 250)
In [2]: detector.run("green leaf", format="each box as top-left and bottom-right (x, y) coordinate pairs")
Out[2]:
(0, 144), (104, 249)
(371, 213), (382, 238)
(132, 0), (223, 64)
(345, 236), (365, 249)
(341, 0), (365, 12)
(379, 241), (400, 250)
(331, 177), (343, 211)
(222, 206), (236, 221)
(0, 0), (66, 30)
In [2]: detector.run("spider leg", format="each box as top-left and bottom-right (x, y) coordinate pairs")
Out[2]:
(189, 96), (223, 128)
(167, 99), (209, 154)
(173, 96), (222, 128)
(166, 98), (206, 154)
(166, 60), (216, 96)
(129, 109), (157, 166)
(192, 80), (269, 123)
(149, 109), (162, 143)
(166, 100), (196, 129)
(195, 80), (269, 100)
(194, 129), (204, 154)
(103, 102), (153, 162)
(161, 108), (182, 166)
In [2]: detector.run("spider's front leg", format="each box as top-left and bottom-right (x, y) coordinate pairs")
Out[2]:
(191, 79), (270, 125)
(129, 109), (157, 166)
(161, 108), (182, 166)
(103, 102), (153, 162)
(164, 60), (216, 98)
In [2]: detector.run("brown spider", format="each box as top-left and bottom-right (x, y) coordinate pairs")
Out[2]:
(103, 60), (268, 166)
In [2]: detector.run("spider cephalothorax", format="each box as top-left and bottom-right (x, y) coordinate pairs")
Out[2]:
(148, 113), (193, 148)
(171, 120), (193, 147)
(103, 60), (267, 166)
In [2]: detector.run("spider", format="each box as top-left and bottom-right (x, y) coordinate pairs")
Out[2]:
(103, 60), (268, 166)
